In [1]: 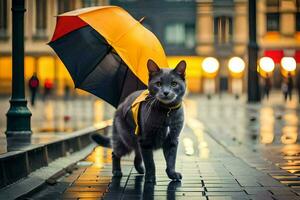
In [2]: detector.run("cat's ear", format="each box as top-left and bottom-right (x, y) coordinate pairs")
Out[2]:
(173, 60), (186, 79)
(147, 59), (160, 74)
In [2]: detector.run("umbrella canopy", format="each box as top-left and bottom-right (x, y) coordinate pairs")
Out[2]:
(49, 6), (168, 107)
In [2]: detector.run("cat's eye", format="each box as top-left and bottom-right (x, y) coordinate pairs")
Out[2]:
(171, 81), (178, 87)
(156, 82), (161, 87)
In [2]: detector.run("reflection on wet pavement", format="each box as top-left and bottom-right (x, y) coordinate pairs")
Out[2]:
(185, 95), (299, 147)
(0, 120), (112, 155)
(62, 146), (113, 199)
(60, 146), (212, 199)
(26, 94), (300, 199)
(260, 107), (275, 144)
(185, 94), (300, 190)
(38, 99), (113, 133)
(0, 98), (115, 134)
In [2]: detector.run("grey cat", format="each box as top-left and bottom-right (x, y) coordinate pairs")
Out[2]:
(91, 59), (186, 183)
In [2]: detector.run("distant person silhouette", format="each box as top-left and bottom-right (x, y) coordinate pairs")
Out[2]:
(28, 73), (39, 106)
(282, 79), (288, 101)
(287, 72), (294, 101)
(263, 73), (271, 100)
(297, 73), (300, 102)
(43, 78), (53, 101)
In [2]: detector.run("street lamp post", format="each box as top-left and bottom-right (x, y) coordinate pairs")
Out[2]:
(6, 0), (32, 137)
(247, 0), (260, 102)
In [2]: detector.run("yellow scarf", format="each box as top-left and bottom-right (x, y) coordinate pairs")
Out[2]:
(130, 90), (181, 135)
(131, 90), (149, 135)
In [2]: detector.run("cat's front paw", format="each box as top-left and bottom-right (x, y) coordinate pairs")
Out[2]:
(145, 174), (156, 183)
(166, 170), (182, 181)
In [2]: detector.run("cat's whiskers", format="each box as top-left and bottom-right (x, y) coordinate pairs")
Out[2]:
(142, 97), (152, 119)
(144, 99), (154, 120)
(144, 96), (154, 109)
(145, 97), (156, 121)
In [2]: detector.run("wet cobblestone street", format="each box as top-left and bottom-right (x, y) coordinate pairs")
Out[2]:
(27, 93), (300, 200)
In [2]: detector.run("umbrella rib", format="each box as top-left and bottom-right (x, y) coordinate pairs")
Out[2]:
(76, 47), (111, 88)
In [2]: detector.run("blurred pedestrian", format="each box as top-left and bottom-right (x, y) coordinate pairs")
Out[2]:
(297, 73), (300, 102)
(28, 73), (39, 106)
(282, 79), (288, 101)
(43, 78), (53, 101)
(263, 73), (271, 100)
(287, 72), (294, 101)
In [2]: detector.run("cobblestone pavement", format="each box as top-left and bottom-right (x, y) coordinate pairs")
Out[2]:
(188, 93), (300, 193)
(28, 93), (300, 200)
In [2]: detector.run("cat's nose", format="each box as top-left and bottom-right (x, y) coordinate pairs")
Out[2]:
(163, 91), (169, 96)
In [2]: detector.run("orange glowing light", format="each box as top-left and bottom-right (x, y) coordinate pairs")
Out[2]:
(201, 57), (219, 78)
(281, 57), (297, 72)
(228, 57), (245, 73)
(259, 57), (275, 73)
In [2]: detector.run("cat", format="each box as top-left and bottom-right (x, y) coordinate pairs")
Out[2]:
(91, 59), (186, 183)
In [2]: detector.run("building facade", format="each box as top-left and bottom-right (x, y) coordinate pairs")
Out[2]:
(257, 0), (300, 88)
(0, 0), (108, 95)
(1, 0), (300, 95)
(110, 0), (197, 55)
(196, 0), (300, 92)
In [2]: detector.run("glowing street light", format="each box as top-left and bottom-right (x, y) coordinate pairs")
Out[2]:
(228, 57), (245, 74)
(281, 57), (296, 72)
(259, 57), (275, 73)
(228, 57), (245, 97)
(201, 57), (219, 96)
(202, 57), (219, 74)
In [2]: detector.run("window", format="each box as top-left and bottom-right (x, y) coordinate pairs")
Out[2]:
(266, 0), (280, 32)
(58, 0), (75, 14)
(267, 13), (280, 31)
(214, 16), (232, 44)
(296, 0), (300, 31)
(164, 23), (195, 48)
(165, 24), (185, 45)
(0, 0), (7, 39)
(297, 13), (300, 31)
(35, 0), (47, 38)
(82, 0), (98, 7)
(185, 24), (195, 48)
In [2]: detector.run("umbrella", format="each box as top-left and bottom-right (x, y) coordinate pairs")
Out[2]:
(49, 6), (168, 107)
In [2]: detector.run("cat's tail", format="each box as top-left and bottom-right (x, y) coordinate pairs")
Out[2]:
(91, 133), (112, 148)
